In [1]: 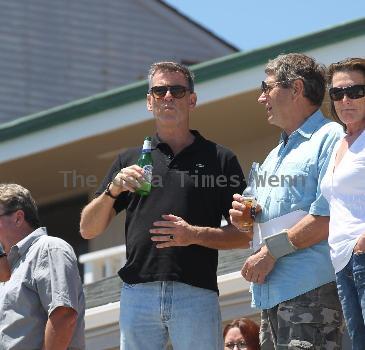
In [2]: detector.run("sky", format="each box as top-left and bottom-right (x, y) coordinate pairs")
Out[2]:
(163, 0), (365, 51)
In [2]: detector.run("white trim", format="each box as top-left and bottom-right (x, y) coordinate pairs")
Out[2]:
(79, 245), (127, 284)
(79, 245), (126, 263)
(85, 301), (120, 330)
(217, 271), (250, 295)
(85, 271), (253, 330)
(1, 34), (364, 164)
(305, 36), (365, 64)
(0, 100), (150, 163)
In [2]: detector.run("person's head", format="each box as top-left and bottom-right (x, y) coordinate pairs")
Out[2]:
(258, 53), (326, 134)
(223, 318), (260, 350)
(147, 61), (197, 128)
(0, 184), (40, 247)
(148, 61), (195, 93)
(327, 58), (365, 131)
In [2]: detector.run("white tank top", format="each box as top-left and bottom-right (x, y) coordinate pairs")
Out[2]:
(321, 130), (365, 273)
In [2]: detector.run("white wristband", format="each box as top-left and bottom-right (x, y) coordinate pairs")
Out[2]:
(264, 229), (297, 259)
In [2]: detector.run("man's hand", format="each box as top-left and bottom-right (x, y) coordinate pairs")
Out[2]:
(150, 214), (198, 248)
(229, 193), (260, 231)
(110, 165), (145, 195)
(241, 245), (275, 284)
(354, 233), (365, 254)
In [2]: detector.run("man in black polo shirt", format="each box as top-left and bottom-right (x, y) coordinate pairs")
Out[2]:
(80, 62), (249, 350)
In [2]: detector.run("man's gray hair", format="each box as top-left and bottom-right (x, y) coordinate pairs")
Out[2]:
(0, 183), (40, 229)
(265, 53), (326, 106)
(148, 61), (195, 92)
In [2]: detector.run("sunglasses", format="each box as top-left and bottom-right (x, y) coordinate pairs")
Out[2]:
(261, 80), (290, 94)
(149, 85), (191, 99)
(329, 85), (365, 101)
(225, 340), (247, 350)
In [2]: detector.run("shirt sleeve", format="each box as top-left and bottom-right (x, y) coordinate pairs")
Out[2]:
(309, 125), (343, 216)
(35, 239), (84, 317)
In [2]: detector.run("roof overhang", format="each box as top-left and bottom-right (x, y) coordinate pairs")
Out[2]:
(1, 18), (364, 164)
(0, 19), (364, 204)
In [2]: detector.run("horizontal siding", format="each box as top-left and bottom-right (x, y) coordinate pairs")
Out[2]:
(0, 0), (234, 123)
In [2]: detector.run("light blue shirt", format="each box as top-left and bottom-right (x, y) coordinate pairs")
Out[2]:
(252, 110), (344, 309)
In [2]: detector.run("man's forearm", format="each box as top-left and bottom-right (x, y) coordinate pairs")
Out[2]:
(194, 224), (252, 250)
(80, 195), (116, 239)
(150, 215), (252, 249)
(242, 215), (329, 283)
(287, 214), (329, 249)
(42, 307), (77, 350)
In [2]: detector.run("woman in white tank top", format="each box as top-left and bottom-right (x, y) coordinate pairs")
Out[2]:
(321, 57), (365, 350)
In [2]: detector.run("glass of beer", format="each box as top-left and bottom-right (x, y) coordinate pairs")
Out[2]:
(237, 162), (259, 232)
(238, 195), (257, 232)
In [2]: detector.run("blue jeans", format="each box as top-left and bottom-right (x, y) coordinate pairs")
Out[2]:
(120, 281), (223, 350)
(336, 252), (365, 350)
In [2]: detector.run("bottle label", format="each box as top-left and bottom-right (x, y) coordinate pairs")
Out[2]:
(142, 165), (153, 183)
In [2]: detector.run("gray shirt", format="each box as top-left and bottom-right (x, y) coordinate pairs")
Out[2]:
(0, 228), (85, 350)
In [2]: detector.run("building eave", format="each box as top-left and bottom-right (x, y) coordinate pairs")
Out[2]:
(0, 17), (364, 144)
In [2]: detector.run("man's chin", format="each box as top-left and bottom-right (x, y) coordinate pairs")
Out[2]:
(156, 115), (178, 123)
(267, 115), (274, 124)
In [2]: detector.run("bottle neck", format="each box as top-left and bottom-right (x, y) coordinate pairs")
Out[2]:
(142, 139), (152, 153)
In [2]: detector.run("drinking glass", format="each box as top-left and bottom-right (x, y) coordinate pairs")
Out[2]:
(237, 162), (259, 232)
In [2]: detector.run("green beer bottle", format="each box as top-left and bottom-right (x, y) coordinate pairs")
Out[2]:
(136, 136), (153, 196)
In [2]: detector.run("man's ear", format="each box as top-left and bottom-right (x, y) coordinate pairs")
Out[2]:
(292, 79), (304, 99)
(189, 92), (197, 109)
(14, 210), (25, 226)
(147, 94), (153, 111)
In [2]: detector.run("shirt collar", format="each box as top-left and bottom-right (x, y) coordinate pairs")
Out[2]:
(280, 109), (324, 142)
(15, 227), (47, 257)
(151, 129), (205, 149)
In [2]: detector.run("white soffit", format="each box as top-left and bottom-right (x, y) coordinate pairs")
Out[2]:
(1, 34), (364, 164)
(306, 35), (365, 65)
(0, 100), (149, 163)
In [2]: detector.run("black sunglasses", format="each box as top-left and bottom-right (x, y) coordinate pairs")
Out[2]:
(261, 80), (290, 94)
(329, 85), (365, 101)
(149, 85), (191, 99)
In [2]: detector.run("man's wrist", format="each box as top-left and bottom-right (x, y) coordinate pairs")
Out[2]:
(264, 229), (297, 260)
(104, 182), (120, 199)
(260, 244), (276, 261)
(192, 225), (204, 245)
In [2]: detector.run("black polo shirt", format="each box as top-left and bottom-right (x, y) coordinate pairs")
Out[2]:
(96, 130), (245, 293)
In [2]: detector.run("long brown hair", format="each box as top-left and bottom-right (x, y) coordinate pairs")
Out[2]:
(223, 318), (260, 350)
(327, 57), (365, 127)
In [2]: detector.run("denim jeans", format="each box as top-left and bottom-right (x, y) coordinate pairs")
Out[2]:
(336, 252), (365, 350)
(120, 281), (223, 350)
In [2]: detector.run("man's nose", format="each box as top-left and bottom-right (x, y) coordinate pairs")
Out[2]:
(164, 89), (174, 100)
(258, 92), (267, 103)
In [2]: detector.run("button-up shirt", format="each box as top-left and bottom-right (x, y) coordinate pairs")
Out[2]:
(0, 228), (85, 349)
(252, 110), (344, 309)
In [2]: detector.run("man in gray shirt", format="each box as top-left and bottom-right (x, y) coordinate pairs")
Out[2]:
(0, 183), (85, 350)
